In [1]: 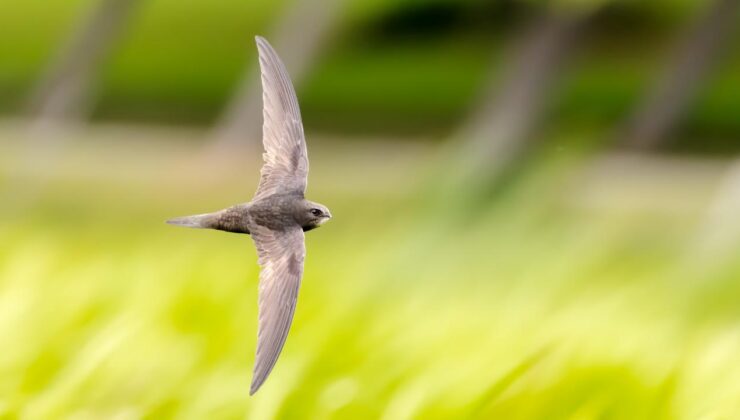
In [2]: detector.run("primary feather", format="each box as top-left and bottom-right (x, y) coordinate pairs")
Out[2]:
(249, 225), (305, 395)
(253, 36), (309, 201)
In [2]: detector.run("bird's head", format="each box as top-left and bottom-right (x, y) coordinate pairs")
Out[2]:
(299, 201), (332, 230)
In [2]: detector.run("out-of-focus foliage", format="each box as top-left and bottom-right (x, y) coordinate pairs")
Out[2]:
(1, 0), (738, 145)
(1, 129), (740, 418)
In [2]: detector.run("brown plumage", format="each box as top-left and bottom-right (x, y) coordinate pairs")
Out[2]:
(167, 36), (331, 395)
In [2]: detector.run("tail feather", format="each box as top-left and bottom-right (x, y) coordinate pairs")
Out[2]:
(166, 213), (217, 229)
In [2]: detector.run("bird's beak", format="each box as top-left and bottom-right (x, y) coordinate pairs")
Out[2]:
(318, 212), (331, 225)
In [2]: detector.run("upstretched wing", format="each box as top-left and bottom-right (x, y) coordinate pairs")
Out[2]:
(253, 36), (309, 201)
(249, 224), (306, 395)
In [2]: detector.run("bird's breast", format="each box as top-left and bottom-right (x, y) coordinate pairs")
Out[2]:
(247, 199), (300, 231)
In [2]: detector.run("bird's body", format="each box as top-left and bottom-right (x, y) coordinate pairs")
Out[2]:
(167, 36), (331, 395)
(170, 196), (329, 235)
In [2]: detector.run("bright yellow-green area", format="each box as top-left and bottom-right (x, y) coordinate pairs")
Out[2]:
(1, 125), (739, 419)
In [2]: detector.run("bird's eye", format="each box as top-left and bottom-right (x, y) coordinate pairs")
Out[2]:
(310, 209), (322, 217)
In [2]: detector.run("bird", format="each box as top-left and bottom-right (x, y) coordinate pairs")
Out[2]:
(166, 36), (331, 395)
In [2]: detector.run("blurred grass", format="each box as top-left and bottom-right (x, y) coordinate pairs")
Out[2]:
(2, 125), (740, 418)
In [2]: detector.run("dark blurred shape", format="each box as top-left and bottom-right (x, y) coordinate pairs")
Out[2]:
(368, 2), (465, 38)
(27, 0), (141, 130)
(621, 0), (740, 150)
(455, 6), (595, 187)
(357, 0), (523, 41)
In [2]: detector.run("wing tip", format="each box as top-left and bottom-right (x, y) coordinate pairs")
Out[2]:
(249, 371), (268, 395)
(255, 35), (269, 49)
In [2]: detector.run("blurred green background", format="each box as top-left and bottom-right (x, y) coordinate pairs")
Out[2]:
(1, 0), (740, 418)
